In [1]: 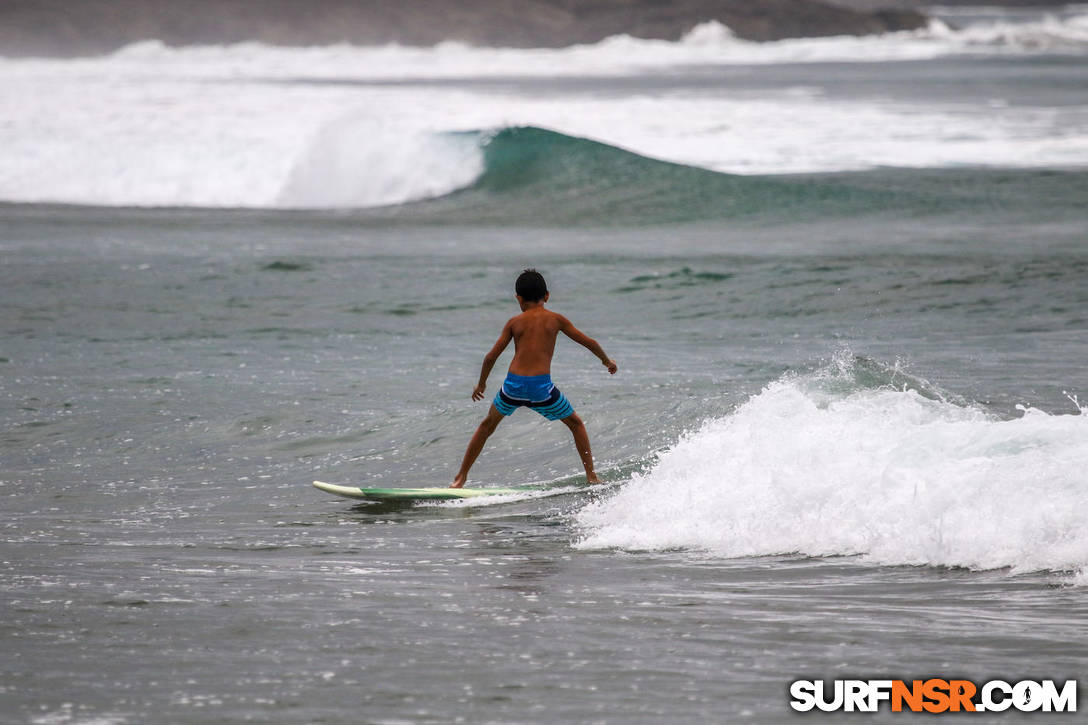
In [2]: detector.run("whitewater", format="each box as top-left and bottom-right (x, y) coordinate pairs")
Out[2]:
(576, 357), (1088, 580)
(2, 9), (1088, 208)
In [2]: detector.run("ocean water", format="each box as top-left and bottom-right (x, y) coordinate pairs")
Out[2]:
(2, 7), (1088, 724)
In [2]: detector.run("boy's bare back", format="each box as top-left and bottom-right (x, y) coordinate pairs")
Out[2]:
(507, 307), (561, 376)
(497, 307), (614, 378)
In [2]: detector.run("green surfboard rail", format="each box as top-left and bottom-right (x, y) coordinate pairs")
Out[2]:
(312, 480), (543, 501)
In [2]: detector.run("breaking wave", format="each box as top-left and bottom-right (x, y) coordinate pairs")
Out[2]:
(277, 118), (484, 208)
(368, 126), (1088, 224)
(574, 355), (1088, 580)
(67, 12), (1088, 76)
(1, 8), (1087, 208)
(7, 120), (1088, 223)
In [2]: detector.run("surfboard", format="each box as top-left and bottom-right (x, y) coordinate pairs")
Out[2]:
(312, 480), (544, 501)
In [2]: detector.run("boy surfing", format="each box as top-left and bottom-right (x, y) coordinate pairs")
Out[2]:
(451, 269), (617, 488)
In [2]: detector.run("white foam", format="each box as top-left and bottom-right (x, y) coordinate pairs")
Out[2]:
(277, 115), (483, 208)
(0, 71), (490, 208)
(1, 12), (1087, 207)
(574, 368), (1088, 579)
(938, 10), (1088, 53)
(39, 13), (1088, 79)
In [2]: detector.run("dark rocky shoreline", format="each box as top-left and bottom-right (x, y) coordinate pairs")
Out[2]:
(1, 0), (929, 57)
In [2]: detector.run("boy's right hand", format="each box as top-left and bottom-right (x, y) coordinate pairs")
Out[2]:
(604, 359), (618, 375)
(472, 384), (486, 401)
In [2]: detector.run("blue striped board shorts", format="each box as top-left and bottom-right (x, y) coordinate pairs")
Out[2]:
(493, 372), (575, 421)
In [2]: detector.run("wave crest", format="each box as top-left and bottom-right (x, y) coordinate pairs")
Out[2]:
(95, 13), (1088, 72)
(574, 356), (1088, 580)
(278, 117), (483, 208)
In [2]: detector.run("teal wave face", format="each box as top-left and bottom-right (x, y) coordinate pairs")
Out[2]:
(459, 126), (893, 224)
(375, 126), (1088, 227)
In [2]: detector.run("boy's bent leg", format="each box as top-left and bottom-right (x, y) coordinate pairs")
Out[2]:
(560, 412), (599, 484)
(451, 405), (506, 488)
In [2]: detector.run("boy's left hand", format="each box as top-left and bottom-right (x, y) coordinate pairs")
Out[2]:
(472, 384), (486, 401)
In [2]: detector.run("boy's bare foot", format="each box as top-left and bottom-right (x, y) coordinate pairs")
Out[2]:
(586, 473), (600, 484)
(450, 475), (466, 489)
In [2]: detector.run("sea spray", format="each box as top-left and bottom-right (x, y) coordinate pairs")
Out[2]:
(574, 360), (1088, 578)
(278, 118), (484, 208)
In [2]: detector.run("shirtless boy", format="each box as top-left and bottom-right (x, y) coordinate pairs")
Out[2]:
(451, 269), (617, 488)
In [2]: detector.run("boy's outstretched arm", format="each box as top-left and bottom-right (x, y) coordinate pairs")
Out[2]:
(558, 315), (618, 374)
(472, 321), (514, 400)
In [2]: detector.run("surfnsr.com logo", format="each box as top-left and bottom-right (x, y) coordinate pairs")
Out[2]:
(790, 679), (1078, 713)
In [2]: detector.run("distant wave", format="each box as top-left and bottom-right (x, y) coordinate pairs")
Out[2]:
(420, 126), (885, 223)
(87, 12), (1088, 74)
(2, 9), (1087, 209)
(574, 354), (1088, 581)
(277, 118), (483, 208)
(6, 122), (1088, 223)
(368, 126), (1088, 225)
(930, 8), (1088, 54)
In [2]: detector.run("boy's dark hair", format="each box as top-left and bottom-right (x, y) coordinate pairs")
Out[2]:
(515, 268), (548, 302)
